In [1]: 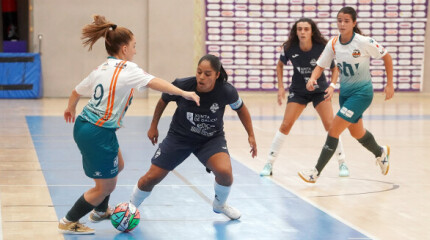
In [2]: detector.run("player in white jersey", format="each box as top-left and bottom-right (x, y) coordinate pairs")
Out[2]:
(298, 7), (394, 183)
(58, 15), (199, 234)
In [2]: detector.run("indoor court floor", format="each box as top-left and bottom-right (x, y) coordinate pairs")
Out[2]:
(0, 92), (429, 240)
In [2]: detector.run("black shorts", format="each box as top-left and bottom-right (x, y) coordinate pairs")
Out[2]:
(287, 91), (326, 108)
(151, 134), (229, 171)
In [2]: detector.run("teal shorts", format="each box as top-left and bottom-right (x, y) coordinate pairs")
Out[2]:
(337, 93), (373, 123)
(73, 116), (119, 179)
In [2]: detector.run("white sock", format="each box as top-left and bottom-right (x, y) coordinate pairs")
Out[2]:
(213, 182), (231, 206)
(130, 184), (151, 208)
(335, 136), (346, 166)
(267, 130), (287, 164)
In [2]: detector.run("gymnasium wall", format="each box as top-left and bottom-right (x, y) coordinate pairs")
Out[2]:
(31, 0), (430, 97)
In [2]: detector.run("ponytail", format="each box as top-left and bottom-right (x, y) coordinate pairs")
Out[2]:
(81, 15), (133, 56)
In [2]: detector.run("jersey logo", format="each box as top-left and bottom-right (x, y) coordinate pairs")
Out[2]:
(210, 103), (219, 113)
(114, 62), (127, 69)
(352, 49), (361, 58)
(310, 58), (317, 66)
(154, 148), (161, 159)
(187, 112), (196, 125)
(113, 156), (118, 167)
(288, 92), (295, 99)
(292, 54), (299, 58)
(340, 106), (354, 118)
(93, 171), (102, 177)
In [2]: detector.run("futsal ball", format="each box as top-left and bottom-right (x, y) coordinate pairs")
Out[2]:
(110, 202), (140, 232)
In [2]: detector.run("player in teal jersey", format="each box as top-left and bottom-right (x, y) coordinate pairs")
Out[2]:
(298, 7), (394, 183)
(58, 15), (199, 234)
(260, 18), (349, 178)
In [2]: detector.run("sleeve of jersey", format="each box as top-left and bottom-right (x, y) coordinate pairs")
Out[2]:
(161, 79), (181, 103)
(316, 40), (335, 68)
(279, 49), (288, 65)
(75, 71), (96, 96)
(365, 37), (387, 59)
(226, 84), (243, 110)
(129, 66), (156, 92)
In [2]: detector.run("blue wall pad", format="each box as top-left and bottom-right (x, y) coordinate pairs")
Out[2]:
(0, 53), (42, 98)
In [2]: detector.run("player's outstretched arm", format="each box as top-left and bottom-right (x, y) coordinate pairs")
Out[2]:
(236, 104), (257, 158)
(147, 78), (200, 106)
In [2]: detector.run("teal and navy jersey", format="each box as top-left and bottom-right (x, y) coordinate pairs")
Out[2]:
(280, 43), (334, 94)
(162, 77), (243, 142)
(317, 33), (387, 96)
(75, 58), (155, 128)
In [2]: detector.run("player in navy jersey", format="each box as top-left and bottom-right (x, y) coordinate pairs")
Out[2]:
(58, 15), (199, 234)
(298, 7), (394, 183)
(260, 18), (349, 177)
(130, 54), (257, 220)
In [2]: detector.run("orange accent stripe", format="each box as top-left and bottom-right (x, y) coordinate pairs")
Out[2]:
(95, 61), (126, 126)
(117, 89), (134, 127)
(332, 36), (338, 54)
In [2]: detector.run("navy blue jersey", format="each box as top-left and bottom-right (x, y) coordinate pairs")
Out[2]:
(280, 43), (335, 94)
(162, 77), (243, 142)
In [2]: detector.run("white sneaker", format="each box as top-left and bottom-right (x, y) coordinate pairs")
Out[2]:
(338, 163), (350, 177)
(213, 202), (241, 220)
(298, 168), (319, 183)
(88, 206), (113, 223)
(260, 163), (273, 176)
(376, 146), (390, 175)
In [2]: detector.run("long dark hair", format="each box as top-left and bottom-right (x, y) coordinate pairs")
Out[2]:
(198, 54), (228, 83)
(282, 18), (327, 51)
(81, 15), (134, 56)
(337, 7), (363, 35)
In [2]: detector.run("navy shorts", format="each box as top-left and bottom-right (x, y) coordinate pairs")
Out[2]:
(73, 116), (119, 179)
(151, 134), (229, 171)
(287, 91), (326, 108)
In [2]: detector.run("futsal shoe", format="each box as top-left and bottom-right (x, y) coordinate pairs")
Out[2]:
(260, 163), (273, 176)
(58, 218), (95, 235)
(298, 168), (319, 183)
(88, 206), (113, 223)
(338, 163), (350, 177)
(376, 146), (390, 175)
(213, 202), (241, 220)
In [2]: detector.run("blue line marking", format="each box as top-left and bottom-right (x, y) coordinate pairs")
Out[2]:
(27, 116), (370, 240)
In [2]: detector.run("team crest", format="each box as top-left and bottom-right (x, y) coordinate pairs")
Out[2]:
(310, 59), (317, 66)
(352, 49), (361, 58)
(210, 103), (219, 113)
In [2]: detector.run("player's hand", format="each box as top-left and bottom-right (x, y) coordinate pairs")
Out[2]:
(384, 84), (394, 100)
(277, 87), (286, 106)
(64, 107), (76, 123)
(324, 85), (334, 101)
(147, 127), (159, 145)
(182, 91), (200, 106)
(306, 78), (317, 91)
(248, 135), (257, 158)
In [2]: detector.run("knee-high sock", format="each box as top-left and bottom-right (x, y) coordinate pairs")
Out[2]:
(357, 130), (382, 157)
(130, 184), (151, 208)
(214, 182), (231, 206)
(65, 194), (96, 222)
(94, 194), (110, 212)
(315, 135), (339, 175)
(334, 136), (346, 165)
(267, 130), (287, 164)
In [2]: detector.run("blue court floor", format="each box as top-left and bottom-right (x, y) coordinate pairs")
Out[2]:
(26, 116), (370, 240)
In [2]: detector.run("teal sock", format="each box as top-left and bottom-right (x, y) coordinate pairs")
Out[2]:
(315, 135), (339, 175)
(357, 130), (382, 157)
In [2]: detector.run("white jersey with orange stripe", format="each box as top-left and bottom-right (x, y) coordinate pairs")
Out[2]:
(75, 58), (155, 128)
(317, 33), (387, 96)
